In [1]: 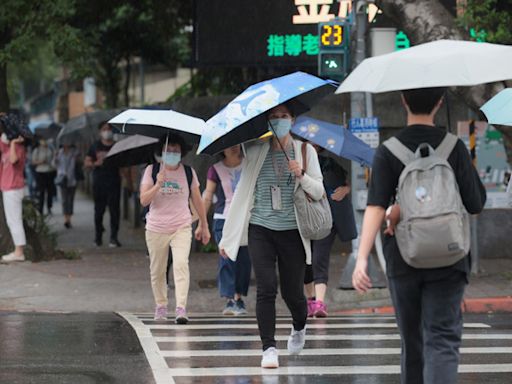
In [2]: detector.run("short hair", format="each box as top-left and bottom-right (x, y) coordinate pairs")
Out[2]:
(159, 133), (190, 157)
(402, 87), (446, 115)
(98, 120), (111, 130)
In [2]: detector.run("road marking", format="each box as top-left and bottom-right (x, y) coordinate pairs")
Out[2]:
(165, 364), (512, 377)
(148, 322), (490, 330)
(153, 333), (512, 343)
(137, 315), (397, 321)
(159, 346), (512, 358)
(118, 312), (175, 384)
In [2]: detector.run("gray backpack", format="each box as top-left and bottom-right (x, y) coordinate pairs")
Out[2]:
(383, 133), (470, 268)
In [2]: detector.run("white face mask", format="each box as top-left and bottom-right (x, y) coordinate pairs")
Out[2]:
(100, 130), (114, 141)
(1, 133), (9, 144)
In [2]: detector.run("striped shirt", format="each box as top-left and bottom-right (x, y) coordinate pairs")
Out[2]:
(250, 145), (297, 231)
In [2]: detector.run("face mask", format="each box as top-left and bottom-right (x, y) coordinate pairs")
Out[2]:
(100, 130), (114, 140)
(162, 152), (181, 166)
(268, 118), (292, 139)
(1, 133), (9, 144)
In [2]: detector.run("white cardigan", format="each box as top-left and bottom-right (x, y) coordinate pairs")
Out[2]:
(219, 139), (324, 265)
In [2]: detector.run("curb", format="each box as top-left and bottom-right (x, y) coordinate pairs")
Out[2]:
(335, 296), (512, 315)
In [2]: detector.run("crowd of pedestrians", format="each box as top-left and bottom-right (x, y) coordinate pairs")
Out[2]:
(0, 85), (488, 382)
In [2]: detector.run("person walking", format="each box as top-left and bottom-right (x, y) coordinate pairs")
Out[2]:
(84, 121), (122, 247)
(219, 104), (324, 369)
(304, 149), (357, 318)
(140, 134), (210, 324)
(31, 137), (55, 215)
(203, 144), (251, 316)
(0, 114), (27, 263)
(54, 141), (80, 229)
(352, 87), (486, 384)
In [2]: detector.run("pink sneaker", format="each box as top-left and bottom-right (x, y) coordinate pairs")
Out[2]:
(307, 298), (316, 317)
(154, 305), (168, 321)
(314, 301), (328, 318)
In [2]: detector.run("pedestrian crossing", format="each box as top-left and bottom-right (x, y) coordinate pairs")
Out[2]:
(119, 312), (512, 384)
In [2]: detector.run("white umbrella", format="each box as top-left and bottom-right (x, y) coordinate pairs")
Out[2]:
(336, 40), (512, 94)
(108, 109), (205, 143)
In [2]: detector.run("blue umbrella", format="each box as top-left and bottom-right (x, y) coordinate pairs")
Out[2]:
(197, 72), (336, 155)
(292, 116), (375, 167)
(480, 88), (512, 126)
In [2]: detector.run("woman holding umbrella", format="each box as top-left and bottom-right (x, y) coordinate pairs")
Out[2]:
(140, 134), (210, 324)
(219, 103), (324, 368)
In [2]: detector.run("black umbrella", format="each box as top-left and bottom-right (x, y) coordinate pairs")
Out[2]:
(103, 135), (160, 168)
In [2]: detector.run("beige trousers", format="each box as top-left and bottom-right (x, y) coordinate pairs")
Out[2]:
(145, 226), (192, 308)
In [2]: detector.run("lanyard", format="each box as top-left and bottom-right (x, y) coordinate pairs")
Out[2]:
(270, 141), (292, 186)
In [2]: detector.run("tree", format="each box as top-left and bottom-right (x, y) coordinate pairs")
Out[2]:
(67, 0), (192, 108)
(0, 0), (81, 112)
(375, 0), (512, 163)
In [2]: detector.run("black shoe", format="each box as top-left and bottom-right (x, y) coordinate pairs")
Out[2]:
(64, 222), (72, 229)
(94, 238), (102, 247)
(109, 239), (122, 248)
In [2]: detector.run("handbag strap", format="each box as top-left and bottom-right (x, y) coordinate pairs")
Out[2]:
(301, 142), (308, 173)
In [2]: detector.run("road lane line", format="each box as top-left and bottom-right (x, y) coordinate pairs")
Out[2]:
(148, 323), (490, 330)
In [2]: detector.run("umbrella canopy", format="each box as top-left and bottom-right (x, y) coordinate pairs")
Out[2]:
(57, 109), (123, 142)
(108, 109), (205, 144)
(104, 134), (159, 168)
(480, 88), (512, 126)
(197, 71), (336, 155)
(336, 40), (512, 94)
(292, 116), (375, 167)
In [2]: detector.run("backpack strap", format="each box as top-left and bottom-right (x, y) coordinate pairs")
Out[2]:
(301, 142), (308, 172)
(151, 162), (161, 184)
(383, 137), (415, 166)
(183, 164), (193, 199)
(435, 133), (458, 160)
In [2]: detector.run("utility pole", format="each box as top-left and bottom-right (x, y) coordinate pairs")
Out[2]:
(338, 0), (387, 289)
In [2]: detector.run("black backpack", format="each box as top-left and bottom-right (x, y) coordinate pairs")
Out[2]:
(141, 163), (193, 222)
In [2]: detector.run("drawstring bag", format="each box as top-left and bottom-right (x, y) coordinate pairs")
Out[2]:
(294, 143), (333, 240)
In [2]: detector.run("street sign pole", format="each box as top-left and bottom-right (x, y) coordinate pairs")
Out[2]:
(338, 0), (386, 289)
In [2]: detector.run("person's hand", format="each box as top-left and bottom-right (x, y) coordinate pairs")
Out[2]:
(94, 157), (104, 167)
(219, 247), (228, 259)
(195, 225), (211, 245)
(11, 136), (24, 144)
(288, 160), (303, 178)
(352, 258), (372, 293)
(155, 170), (165, 187)
(384, 204), (400, 236)
(331, 186), (350, 201)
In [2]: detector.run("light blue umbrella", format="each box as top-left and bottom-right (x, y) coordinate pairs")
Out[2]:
(197, 72), (336, 155)
(480, 88), (512, 126)
(292, 116), (375, 167)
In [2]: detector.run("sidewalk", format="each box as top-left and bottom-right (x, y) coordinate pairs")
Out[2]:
(0, 190), (511, 314)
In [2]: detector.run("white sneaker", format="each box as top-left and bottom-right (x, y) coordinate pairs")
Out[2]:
(261, 347), (279, 369)
(1, 253), (25, 263)
(287, 326), (306, 355)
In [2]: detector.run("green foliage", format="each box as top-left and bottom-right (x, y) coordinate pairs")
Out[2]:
(459, 0), (512, 44)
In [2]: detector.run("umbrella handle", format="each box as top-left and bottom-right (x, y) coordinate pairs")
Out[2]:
(121, 118), (135, 134)
(267, 119), (291, 162)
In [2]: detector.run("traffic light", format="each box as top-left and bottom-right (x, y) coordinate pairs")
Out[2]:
(318, 20), (350, 81)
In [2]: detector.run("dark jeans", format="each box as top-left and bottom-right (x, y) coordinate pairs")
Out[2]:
(60, 186), (76, 215)
(248, 224), (307, 351)
(388, 268), (467, 384)
(35, 171), (55, 214)
(93, 180), (121, 241)
(304, 227), (336, 285)
(214, 219), (251, 298)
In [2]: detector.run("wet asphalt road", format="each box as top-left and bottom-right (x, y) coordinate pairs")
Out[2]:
(1, 312), (512, 383)
(0, 312), (154, 384)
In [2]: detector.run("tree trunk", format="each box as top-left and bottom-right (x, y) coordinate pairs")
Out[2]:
(124, 56), (131, 107)
(376, 0), (511, 163)
(0, 62), (9, 112)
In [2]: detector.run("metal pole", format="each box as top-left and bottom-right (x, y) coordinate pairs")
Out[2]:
(339, 0), (386, 289)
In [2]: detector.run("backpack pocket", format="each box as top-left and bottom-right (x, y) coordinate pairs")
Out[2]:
(395, 212), (467, 269)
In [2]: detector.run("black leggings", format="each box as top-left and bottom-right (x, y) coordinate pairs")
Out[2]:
(248, 224), (307, 351)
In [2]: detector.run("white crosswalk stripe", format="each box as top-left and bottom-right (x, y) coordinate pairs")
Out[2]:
(119, 312), (512, 384)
